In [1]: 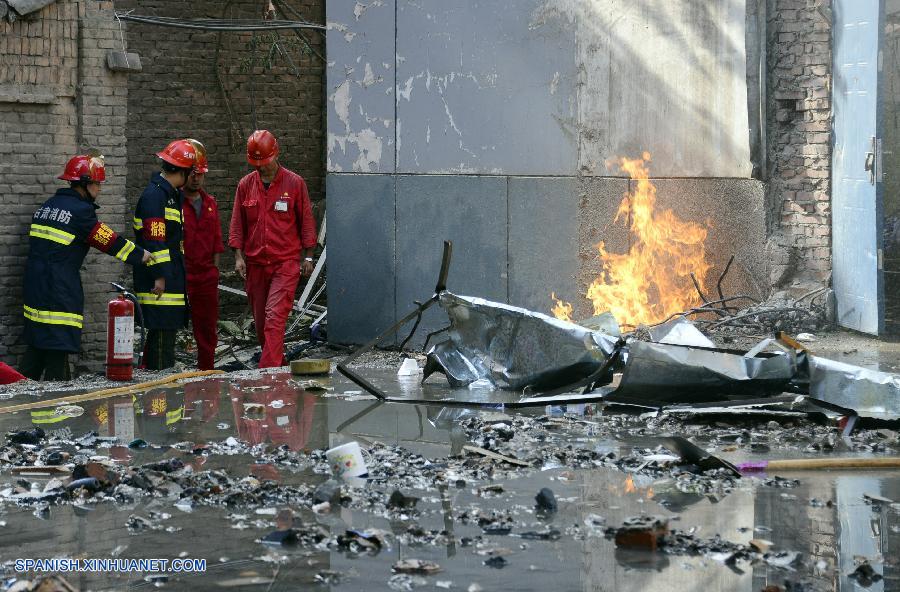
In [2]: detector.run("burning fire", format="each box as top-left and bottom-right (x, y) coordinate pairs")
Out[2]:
(551, 292), (574, 322)
(553, 152), (711, 328)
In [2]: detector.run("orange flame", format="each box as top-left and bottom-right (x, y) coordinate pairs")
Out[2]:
(550, 292), (573, 322)
(553, 152), (711, 328)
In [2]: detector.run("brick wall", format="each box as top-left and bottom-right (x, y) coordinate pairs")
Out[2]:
(0, 0), (325, 371)
(0, 0), (132, 371)
(765, 0), (833, 289)
(113, 0), (326, 271)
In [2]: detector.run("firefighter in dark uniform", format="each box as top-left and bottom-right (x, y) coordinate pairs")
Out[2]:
(21, 155), (153, 381)
(133, 140), (198, 370)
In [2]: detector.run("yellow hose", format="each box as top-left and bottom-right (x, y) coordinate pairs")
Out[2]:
(0, 370), (224, 415)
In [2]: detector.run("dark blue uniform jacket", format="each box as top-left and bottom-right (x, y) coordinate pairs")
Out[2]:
(132, 173), (188, 330)
(24, 188), (144, 352)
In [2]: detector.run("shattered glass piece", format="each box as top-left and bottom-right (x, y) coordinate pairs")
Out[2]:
(424, 292), (618, 391)
(53, 405), (84, 419)
(388, 574), (427, 591)
(392, 559), (442, 575)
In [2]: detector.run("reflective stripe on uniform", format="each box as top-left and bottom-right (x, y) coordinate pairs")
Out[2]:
(30, 410), (68, 424)
(114, 240), (136, 262)
(133, 217), (143, 231)
(166, 406), (184, 425)
(136, 292), (186, 306)
(164, 207), (182, 223)
(29, 224), (76, 246)
(146, 249), (171, 265)
(24, 305), (83, 328)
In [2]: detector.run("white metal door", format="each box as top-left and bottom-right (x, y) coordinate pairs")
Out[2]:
(832, 0), (885, 334)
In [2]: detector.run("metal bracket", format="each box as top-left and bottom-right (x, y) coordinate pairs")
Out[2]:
(337, 241), (453, 399)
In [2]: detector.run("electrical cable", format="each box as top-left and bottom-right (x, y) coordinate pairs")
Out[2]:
(115, 13), (325, 32)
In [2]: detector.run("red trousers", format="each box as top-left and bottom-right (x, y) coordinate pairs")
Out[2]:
(246, 259), (300, 368)
(188, 280), (219, 370)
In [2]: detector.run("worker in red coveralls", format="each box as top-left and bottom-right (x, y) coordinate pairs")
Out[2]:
(228, 130), (317, 368)
(181, 139), (223, 370)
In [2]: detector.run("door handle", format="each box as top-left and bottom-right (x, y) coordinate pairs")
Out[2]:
(864, 136), (876, 185)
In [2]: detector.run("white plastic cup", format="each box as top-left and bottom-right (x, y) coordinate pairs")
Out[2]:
(326, 441), (368, 478)
(397, 358), (421, 377)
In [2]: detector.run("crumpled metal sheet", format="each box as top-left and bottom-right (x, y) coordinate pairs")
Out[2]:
(807, 355), (900, 420)
(648, 318), (716, 348)
(423, 292), (618, 391)
(610, 341), (797, 403)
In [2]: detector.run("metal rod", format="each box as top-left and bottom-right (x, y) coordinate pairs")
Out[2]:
(435, 241), (452, 293)
(716, 255), (735, 304)
(295, 246), (326, 314)
(115, 13), (325, 31)
(337, 297), (439, 400)
(689, 272), (710, 305)
(337, 241), (453, 400)
(398, 307), (424, 352)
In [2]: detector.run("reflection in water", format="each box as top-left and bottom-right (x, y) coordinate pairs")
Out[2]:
(229, 374), (317, 452)
(0, 371), (897, 591)
(837, 477), (885, 591)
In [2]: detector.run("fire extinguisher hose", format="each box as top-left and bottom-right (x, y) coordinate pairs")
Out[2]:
(0, 370), (224, 415)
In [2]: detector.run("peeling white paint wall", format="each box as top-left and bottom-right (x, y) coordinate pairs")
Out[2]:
(325, 0), (395, 173)
(531, 0), (751, 177)
(327, 0), (752, 178)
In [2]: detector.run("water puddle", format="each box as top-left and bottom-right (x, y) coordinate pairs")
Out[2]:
(0, 371), (896, 590)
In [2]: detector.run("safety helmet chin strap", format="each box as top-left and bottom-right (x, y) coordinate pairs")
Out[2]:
(71, 177), (99, 200)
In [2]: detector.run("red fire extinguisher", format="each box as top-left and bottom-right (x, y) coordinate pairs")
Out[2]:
(107, 294), (134, 381)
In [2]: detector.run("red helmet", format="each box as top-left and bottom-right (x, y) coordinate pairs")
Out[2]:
(59, 155), (106, 183)
(185, 139), (209, 173)
(156, 139), (198, 169)
(246, 130), (279, 166)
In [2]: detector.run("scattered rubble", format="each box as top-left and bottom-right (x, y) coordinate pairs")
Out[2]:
(0, 322), (896, 591)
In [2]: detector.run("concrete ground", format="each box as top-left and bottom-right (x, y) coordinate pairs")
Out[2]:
(0, 334), (897, 591)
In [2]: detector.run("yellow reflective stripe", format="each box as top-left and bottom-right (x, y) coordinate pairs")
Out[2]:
(114, 240), (136, 262)
(164, 207), (182, 223)
(24, 305), (83, 328)
(30, 224), (75, 245)
(31, 410), (69, 424)
(133, 217), (143, 231)
(166, 406), (184, 425)
(136, 292), (186, 306)
(146, 249), (171, 266)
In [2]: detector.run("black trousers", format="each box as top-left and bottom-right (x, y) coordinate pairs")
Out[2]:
(20, 346), (71, 381)
(144, 329), (177, 370)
